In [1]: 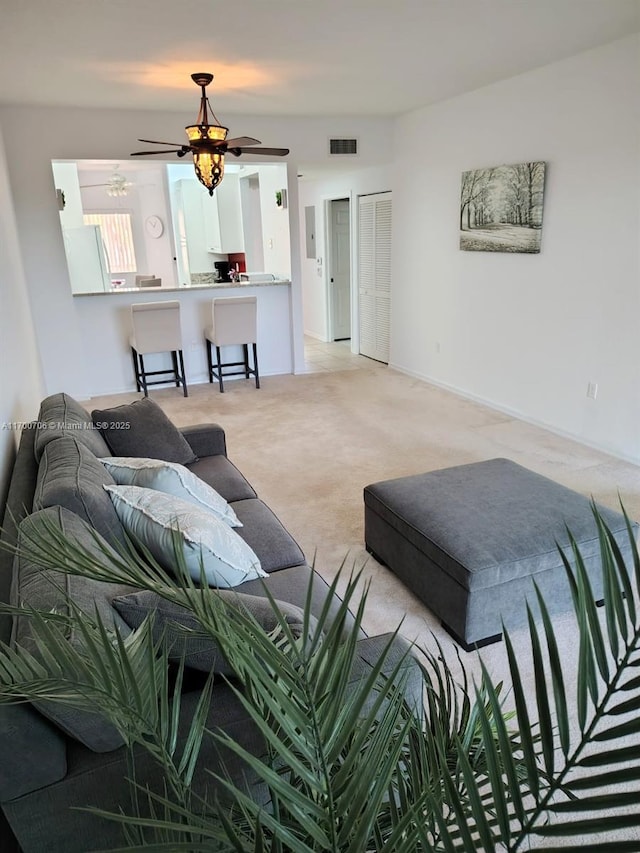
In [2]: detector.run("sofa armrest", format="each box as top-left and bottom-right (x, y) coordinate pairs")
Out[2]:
(180, 424), (227, 459)
(0, 426), (39, 646)
(350, 633), (423, 715)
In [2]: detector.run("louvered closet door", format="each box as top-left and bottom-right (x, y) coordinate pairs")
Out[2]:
(358, 192), (392, 363)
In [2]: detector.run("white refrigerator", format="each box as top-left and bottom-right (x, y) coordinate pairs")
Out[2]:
(63, 225), (111, 293)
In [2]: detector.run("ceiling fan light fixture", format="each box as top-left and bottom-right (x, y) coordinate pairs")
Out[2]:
(106, 170), (132, 197)
(130, 72), (289, 192)
(191, 150), (225, 195)
(185, 122), (227, 195)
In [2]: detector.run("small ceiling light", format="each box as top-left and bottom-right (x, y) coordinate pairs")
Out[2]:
(106, 168), (133, 197)
(80, 165), (134, 196)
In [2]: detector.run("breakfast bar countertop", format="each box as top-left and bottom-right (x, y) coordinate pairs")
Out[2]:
(71, 277), (298, 394)
(73, 279), (291, 297)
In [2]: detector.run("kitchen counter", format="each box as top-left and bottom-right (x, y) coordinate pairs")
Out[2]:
(72, 280), (295, 395)
(73, 280), (291, 297)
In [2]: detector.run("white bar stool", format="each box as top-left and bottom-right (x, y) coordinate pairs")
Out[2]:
(205, 296), (260, 393)
(130, 301), (188, 397)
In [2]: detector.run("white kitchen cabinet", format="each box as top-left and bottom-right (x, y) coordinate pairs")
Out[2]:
(204, 173), (245, 253)
(201, 193), (221, 253)
(172, 179), (212, 283)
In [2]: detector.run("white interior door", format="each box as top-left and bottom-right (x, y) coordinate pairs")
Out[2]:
(358, 192), (392, 363)
(329, 198), (351, 340)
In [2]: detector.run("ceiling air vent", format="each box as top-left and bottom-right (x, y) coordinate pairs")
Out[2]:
(329, 138), (358, 155)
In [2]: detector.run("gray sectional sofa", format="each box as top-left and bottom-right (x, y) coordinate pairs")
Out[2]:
(0, 393), (420, 852)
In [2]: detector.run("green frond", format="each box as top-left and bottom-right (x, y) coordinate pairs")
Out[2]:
(535, 584), (570, 756)
(2, 500), (640, 850)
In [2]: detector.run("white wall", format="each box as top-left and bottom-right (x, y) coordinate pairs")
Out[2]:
(298, 166), (392, 341)
(0, 128), (43, 506)
(53, 162), (84, 228)
(253, 163), (291, 276)
(0, 105), (390, 399)
(391, 35), (640, 463)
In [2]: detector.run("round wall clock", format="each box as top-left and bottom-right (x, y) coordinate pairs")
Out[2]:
(145, 215), (164, 238)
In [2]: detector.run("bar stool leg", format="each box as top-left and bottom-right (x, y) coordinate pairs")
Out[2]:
(242, 344), (250, 379)
(216, 345), (224, 393)
(139, 353), (149, 397)
(206, 339), (214, 384)
(178, 349), (188, 397)
(170, 351), (180, 388)
(253, 343), (260, 389)
(131, 347), (141, 392)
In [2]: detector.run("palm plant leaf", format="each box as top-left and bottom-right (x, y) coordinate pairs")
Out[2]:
(2, 501), (640, 850)
(458, 504), (640, 851)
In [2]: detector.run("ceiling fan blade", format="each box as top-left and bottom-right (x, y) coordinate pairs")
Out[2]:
(79, 183), (109, 188)
(131, 149), (186, 156)
(224, 136), (262, 148)
(229, 146), (289, 157)
(137, 138), (189, 147)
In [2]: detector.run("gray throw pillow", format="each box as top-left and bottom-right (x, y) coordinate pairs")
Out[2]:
(34, 392), (111, 462)
(92, 398), (197, 465)
(34, 436), (126, 548)
(113, 588), (315, 677)
(11, 507), (139, 752)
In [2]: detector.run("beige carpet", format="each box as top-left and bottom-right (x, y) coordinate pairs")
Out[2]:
(87, 359), (640, 843)
(87, 359), (640, 644)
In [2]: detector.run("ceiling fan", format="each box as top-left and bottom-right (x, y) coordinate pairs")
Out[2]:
(131, 72), (290, 195)
(80, 165), (133, 197)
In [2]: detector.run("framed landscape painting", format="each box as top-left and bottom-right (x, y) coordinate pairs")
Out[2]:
(459, 161), (546, 253)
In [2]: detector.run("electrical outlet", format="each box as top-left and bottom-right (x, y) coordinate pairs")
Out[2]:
(435, 341), (441, 353)
(587, 382), (598, 400)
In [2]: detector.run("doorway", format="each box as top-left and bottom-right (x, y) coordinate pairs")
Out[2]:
(327, 198), (351, 341)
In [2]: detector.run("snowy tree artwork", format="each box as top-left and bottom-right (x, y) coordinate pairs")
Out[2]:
(459, 161), (546, 253)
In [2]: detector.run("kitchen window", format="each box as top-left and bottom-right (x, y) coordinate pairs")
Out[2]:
(83, 212), (137, 273)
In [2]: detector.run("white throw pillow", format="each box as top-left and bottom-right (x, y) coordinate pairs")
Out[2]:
(105, 485), (266, 588)
(100, 457), (241, 528)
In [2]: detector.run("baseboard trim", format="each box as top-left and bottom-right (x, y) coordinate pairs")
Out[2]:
(387, 362), (640, 467)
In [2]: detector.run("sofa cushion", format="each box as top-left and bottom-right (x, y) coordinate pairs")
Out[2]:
(11, 507), (138, 753)
(34, 393), (111, 462)
(113, 588), (314, 677)
(92, 398), (196, 465)
(230, 499), (306, 573)
(101, 457), (241, 528)
(34, 436), (126, 548)
(105, 485), (266, 587)
(239, 564), (366, 641)
(187, 455), (256, 503)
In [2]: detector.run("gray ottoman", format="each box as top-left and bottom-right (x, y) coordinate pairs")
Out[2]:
(364, 458), (638, 651)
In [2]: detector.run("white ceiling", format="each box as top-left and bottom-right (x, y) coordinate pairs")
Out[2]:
(2, 1), (639, 119)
